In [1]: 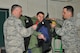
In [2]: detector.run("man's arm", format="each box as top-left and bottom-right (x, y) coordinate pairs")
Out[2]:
(55, 20), (73, 36)
(15, 19), (34, 37)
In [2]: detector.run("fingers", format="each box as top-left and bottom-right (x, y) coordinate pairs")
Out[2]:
(38, 34), (46, 41)
(32, 24), (37, 30)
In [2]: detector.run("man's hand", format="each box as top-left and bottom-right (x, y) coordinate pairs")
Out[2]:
(38, 34), (46, 41)
(32, 24), (37, 30)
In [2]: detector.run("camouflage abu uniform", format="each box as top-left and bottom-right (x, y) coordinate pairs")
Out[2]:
(3, 15), (34, 53)
(55, 17), (80, 53)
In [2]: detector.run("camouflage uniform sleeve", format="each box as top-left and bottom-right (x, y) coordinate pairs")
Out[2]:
(55, 20), (73, 36)
(56, 19), (64, 26)
(15, 19), (34, 37)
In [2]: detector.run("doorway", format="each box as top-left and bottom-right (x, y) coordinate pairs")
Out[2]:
(0, 8), (9, 48)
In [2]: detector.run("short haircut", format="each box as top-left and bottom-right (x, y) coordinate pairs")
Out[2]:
(63, 6), (74, 17)
(11, 4), (22, 12)
(36, 11), (44, 16)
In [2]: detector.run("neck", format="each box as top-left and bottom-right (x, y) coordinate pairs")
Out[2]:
(12, 14), (19, 18)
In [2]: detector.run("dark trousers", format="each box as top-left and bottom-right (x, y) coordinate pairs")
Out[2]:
(24, 36), (31, 52)
(1, 49), (6, 53)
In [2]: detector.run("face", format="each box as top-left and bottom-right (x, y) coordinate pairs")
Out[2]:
(62, 8), (71, 19)
(13, 7), (22, 18)
(36, 13), (44, 22)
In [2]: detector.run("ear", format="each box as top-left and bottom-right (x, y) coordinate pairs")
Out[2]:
(69, 12), (72, 16)
(68, 11), (72, 16)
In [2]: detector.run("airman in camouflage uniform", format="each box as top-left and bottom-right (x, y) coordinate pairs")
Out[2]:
(55, 6), (80, 53)
(3, 4), (35, 53)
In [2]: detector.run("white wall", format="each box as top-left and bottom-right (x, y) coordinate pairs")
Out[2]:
(26, 0), (47, 16)
(48, 1), (79, 18)
(0, 0), (18, 15)
(26, 0), (80, 18)
(0, 0), (80, 18)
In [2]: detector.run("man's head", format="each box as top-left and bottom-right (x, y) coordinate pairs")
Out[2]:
(62, 6), (74, 19)
(11, 4), (22, 18)
(36, 11), (45, 22)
